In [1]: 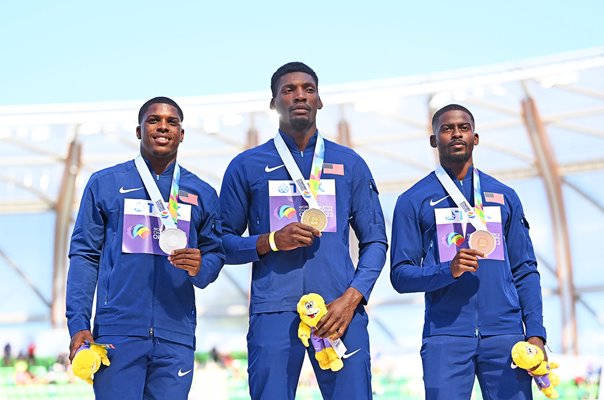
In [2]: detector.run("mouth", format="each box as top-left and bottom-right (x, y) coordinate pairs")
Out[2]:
(152, 135), (171, 145)
(290, 105), (311, 114)
(449, 141), (466, 149)
(306, 312), (318, 319)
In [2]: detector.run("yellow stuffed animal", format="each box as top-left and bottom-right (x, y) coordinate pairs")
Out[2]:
(72, 342), (112, 384)
(511, 341), (560, 399)
(297, 293), (343, 372)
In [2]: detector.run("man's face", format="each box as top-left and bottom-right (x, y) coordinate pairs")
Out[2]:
(431, 109), (478, 165)
(136, 103), (184, 160)
(270, 72), (323, 132)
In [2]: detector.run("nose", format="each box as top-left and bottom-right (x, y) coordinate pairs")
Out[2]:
(157, 119), (169, 132)
(294, 87), (306, 102)
(452, 126), (462, 138)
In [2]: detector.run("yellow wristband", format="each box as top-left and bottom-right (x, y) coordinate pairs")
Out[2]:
(269, 231), (279, 252)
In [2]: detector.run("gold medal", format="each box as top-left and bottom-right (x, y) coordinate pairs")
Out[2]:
(469, 230), (496, 256)
(301, 208), (328, 232)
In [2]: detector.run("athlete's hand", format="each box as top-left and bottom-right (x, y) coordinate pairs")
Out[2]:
(275, 222), (321, 251)
(69, 330), (94, 362)
(450, 248), (484, 278)
(169, 248), (201, 276)
(257, 222), (322, 255)
(527, 336), (548, 362)
(315, 288), (363, 340)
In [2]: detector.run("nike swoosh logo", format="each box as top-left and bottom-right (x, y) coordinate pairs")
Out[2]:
(265, 164), (285, 173)
(342, 348), (361, 359)
(119, 186), (143, 194)
(177, 368), (192, 377)
(429, 195), (450, 207)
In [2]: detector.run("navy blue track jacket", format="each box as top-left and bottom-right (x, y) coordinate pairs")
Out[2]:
(390, 166), (546, 340)
(220, 132), (388, 314)
(66, 159), (225, 347)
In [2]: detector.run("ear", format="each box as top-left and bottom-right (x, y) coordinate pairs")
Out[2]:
(429, 134), (437, 148)
(180, 128), (185, 143)
(317, 96), (323, 110)
(136, 126), (141, 140)
(474, 132), (479, 146)
(269, 98), (275, 110)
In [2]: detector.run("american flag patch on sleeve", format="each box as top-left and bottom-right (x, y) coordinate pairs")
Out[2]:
(484, 192), (505, 205)
(323, 163), (344, 175)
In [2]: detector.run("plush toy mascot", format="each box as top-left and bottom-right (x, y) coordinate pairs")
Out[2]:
(511, 341), (560, 399)
(297, 293), (344, 372)
(72, 342), (112, 384)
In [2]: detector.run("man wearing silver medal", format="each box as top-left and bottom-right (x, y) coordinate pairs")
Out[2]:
(220, 62), (388, 399)
(66, 97), (225, 399)
(390, 104), (548, 399)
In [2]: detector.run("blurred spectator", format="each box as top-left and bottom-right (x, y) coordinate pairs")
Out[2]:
(27, 342), (36, 365)
(3, 342), (11, 365)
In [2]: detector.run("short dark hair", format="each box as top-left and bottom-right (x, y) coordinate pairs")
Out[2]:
(270, 62), (319, 97)
(138, 96), (184, 124)
(431, 104), (475, 132)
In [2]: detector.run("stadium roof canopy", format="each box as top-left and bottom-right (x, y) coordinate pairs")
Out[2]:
(1, 47), (603, 356)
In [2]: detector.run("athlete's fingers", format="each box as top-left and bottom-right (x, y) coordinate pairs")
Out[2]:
(459, 248), (485, 258)
(169, 254), (201, 265)
(297, 223), (321, 237)
(171, 262), (200, 276)
(293, 233), (315, 246)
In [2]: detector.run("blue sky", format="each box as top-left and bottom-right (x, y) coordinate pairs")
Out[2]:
(1, 0), (603, 105)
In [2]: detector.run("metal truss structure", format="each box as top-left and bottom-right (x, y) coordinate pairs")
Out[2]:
(1, 48), (603, 355)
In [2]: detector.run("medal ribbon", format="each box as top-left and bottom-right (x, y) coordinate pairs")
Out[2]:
(134, 155), (180, 230)
(273, 131), (324, 210)
(472, 168), (486, 226)
(168, 166), (180, 224)
(435, 165), (488, 232)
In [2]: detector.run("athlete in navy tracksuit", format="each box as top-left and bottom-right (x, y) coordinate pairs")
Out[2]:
(220, 62), (387, 399)
(66, 97), (225, 400)
(390, 104), (547, 399)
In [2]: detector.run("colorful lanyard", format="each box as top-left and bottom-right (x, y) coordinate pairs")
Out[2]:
(134, 155), (180, 229)
(435, 165), (487, 231)
(273, 131), (325, 209)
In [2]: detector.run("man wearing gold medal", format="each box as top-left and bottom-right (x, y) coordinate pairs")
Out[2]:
(390, 104), (548, 399)
(66, 97), (225, 399)
(220, 62), (388, 399)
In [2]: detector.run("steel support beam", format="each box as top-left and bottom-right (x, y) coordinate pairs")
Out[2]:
(51, 138), (82, 327)
(521, 94), (578, 355)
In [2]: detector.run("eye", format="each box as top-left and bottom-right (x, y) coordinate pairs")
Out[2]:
(441, 125), (452, 133)
(305, 301), (313, 310)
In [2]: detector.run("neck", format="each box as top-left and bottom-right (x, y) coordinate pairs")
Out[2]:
(281, 125), (316, 151)
(141, 152), (176, 175)
(441, 159), (473, 180)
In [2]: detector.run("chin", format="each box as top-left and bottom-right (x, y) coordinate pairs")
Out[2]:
(290, 118), (311, 131)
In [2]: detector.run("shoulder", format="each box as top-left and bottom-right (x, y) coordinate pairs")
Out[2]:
(87, 160), (135, 185)
(179, 166), (218, 198)
(478, 170), (521, 201)
(400, 173), (437, 201)
(392, 173), (435, 213)
(324, 138), (363, 162)
(227, 140), (275, 169)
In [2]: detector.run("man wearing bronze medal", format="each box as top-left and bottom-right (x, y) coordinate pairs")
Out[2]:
(66, 97), (225, 399)
(390, 104), (548, 399)
(220, 62), (388, 399)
